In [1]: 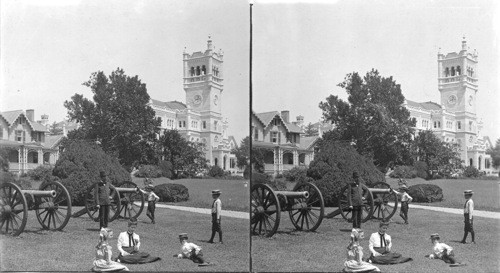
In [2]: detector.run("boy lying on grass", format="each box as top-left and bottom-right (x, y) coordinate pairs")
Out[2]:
(426, 233), (466, 267)
(174, 233), (211, 267)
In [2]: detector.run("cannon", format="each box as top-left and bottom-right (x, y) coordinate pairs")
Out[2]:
(84, 181), (145, 222)
(251, 182), (325, 237)
(0, 181), (72, 236)
(330, 182), (398, 223)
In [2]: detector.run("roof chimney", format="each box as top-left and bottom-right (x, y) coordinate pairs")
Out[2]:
(281, 111), (290, 123)
(25, 109), (34, 121)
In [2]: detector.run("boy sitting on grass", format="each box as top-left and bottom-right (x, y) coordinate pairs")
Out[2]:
(426, 233), (466, 267)
(174, 233), (211, 267)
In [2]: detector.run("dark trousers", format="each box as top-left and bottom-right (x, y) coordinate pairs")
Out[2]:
(461, 214), (475, 242)
(99, 205), (110, 229)
(400, 201), (409, 223)
(352, 206), (362, 228)
(441, 250), (456, 264)
(209, 213), (222, 242)
(146, 201), (156, 222)
(190, 249), (205, 264)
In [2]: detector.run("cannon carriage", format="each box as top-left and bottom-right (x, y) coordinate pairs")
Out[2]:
(332, 182), (399, 222)
(84, 181), (145, 222)
(0, 181), (72, 236)
(251, 182), (325, 237)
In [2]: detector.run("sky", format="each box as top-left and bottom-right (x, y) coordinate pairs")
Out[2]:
(0, 0), (250, 142)
(252, 0), (500, 142)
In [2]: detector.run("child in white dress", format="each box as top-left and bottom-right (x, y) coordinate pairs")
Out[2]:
(92, 228), (129, 272)
(343, 228), (380, 272)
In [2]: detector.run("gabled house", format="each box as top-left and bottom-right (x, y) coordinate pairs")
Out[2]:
(0, 109), (64, 174)
(252, 110), (319, 175)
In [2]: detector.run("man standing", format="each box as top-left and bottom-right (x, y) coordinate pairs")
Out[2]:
(460, 190), (475, 244)
(95, 171), (110, 229)
(348, 171), (364, 228)
(208, 189), (223, 244)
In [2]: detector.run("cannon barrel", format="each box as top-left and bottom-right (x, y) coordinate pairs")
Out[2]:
(21, 190), (56, 198)
(274, 191), (310, 199)
(114, 187), (139, 193)
(369, 188), (392, 194)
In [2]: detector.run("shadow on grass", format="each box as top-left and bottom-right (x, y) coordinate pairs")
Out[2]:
(86, 228), (101, 232)
(20, 228), (51, 235)
(339, 228), (353, 232)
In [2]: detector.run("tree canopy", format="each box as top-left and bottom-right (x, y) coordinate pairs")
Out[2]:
(64, 68), (161, 169)
(303, 122), (319, 137)
(232, 136), (265, 174)
(487, 138), (500, 169)
(319, 69), (415, 170)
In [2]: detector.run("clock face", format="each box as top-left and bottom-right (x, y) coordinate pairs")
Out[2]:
(214, 95), (219, 105)
(468, 95), (473, 106)
(193, 95), (202, 105)
(447, 95), (457, 105)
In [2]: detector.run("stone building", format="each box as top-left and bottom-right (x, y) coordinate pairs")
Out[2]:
(150, 38), (238, 173)
(405, 38), (493, 173)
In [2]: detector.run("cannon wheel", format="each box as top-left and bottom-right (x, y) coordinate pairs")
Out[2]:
(371, 182), (398, 221)
(0, 182), (28, 236)
(339, 184), (374, 223)
(35, 181), (72, 231)
(85, 184), (121, 223)
(117, 181), (144, 219)
(251, 183), (281, 237)
(289, 182), (325, 232)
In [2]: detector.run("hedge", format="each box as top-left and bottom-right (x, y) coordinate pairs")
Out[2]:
(408, 184), (443, 203)
(154, 183), (189, 202)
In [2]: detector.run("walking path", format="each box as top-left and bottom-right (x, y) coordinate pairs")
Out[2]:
(154, 203), (500, 220)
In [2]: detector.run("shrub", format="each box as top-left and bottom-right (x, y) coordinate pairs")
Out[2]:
(307, 140), (385, 206)
(413, 161), (428, 179)
(389, 165), (417, 179)
(154, 183), (189, 202)
(267, 177), (288, 191)
(0, 172), (32, 189)
(408, 184), (443, 203)
(135, 165), (163, 178)
(158, 160), (173, 178)
(250, 172), (271, 186)
(463, 166), (480, 178)
(207, 165), (226, 178)
(53, 139), (130, 206)
(0, 171), (15, 184)
(283, 166), (308, 183)
(27, 166), (54, 181)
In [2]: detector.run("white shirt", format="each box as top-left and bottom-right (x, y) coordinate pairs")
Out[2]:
(369, 232), (392, 256)
(429, 242), (453, 259)
(180, 242), (201, 258)
(140, 189), (160, 202)
(393, 190), (413, 202)
(212, 198), (222, 219)
(117, 231), (140, 255)
(464, 199), (474, 218)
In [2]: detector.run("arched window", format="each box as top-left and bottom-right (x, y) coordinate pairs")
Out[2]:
(196, 66), (201, 76)
(451, 67), (455, 76)
(445, 67), (449, 77)
(190, 67), (195, 76)
(470, 68), (474, 77)
(438, 121), (441, 128)
(456, 66), (461, 75)
(201, 65), (206, 75)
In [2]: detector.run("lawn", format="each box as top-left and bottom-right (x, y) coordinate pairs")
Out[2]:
(0, 207), (249, 272)
(132, 177), (250, 212)
(251, 207), (500, 272)
(385, 177), (500, 212)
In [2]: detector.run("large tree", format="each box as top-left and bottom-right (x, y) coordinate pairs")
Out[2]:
(487, 138), (500, 168)
(319, 69), (415, 170)
(231, 136), (264, 173)
(64, 68), (161, 169)
(158, 130), (207, 178)
(411, 130), (462, 176)
(303, 122), (318, 137)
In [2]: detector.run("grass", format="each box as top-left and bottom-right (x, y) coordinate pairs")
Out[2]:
(132, 177), (250, 212)
(251, 206), (500, 272)
(1, 206), (249, 272)
(385, 177), (500, 212)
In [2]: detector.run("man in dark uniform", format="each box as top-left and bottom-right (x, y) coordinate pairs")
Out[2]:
(95, 171), (111, 229)
(348, 171), (364, 228)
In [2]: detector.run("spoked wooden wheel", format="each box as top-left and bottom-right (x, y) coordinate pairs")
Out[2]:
(0, 182), (28, 236)
(85, 184), (121, 222)
(117, 181), (144, 219)
(35, 181), (72, 231)
(289, 182), (325, 232)
(371, 182), (398, 221)
(251, 184), (281, 237)
(339, 184), (374, 223)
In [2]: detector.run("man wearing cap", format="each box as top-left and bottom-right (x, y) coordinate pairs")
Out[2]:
(391, 185), (413, 224)
(208, 189), (223, 243)
(460, 190), (475, 244)
(348, 171), (364, 228)
(368, 221), (412, 264)
(176, 233), (210, 266)
(116, 218), (160, 264)
(95, 171), (111, 229)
